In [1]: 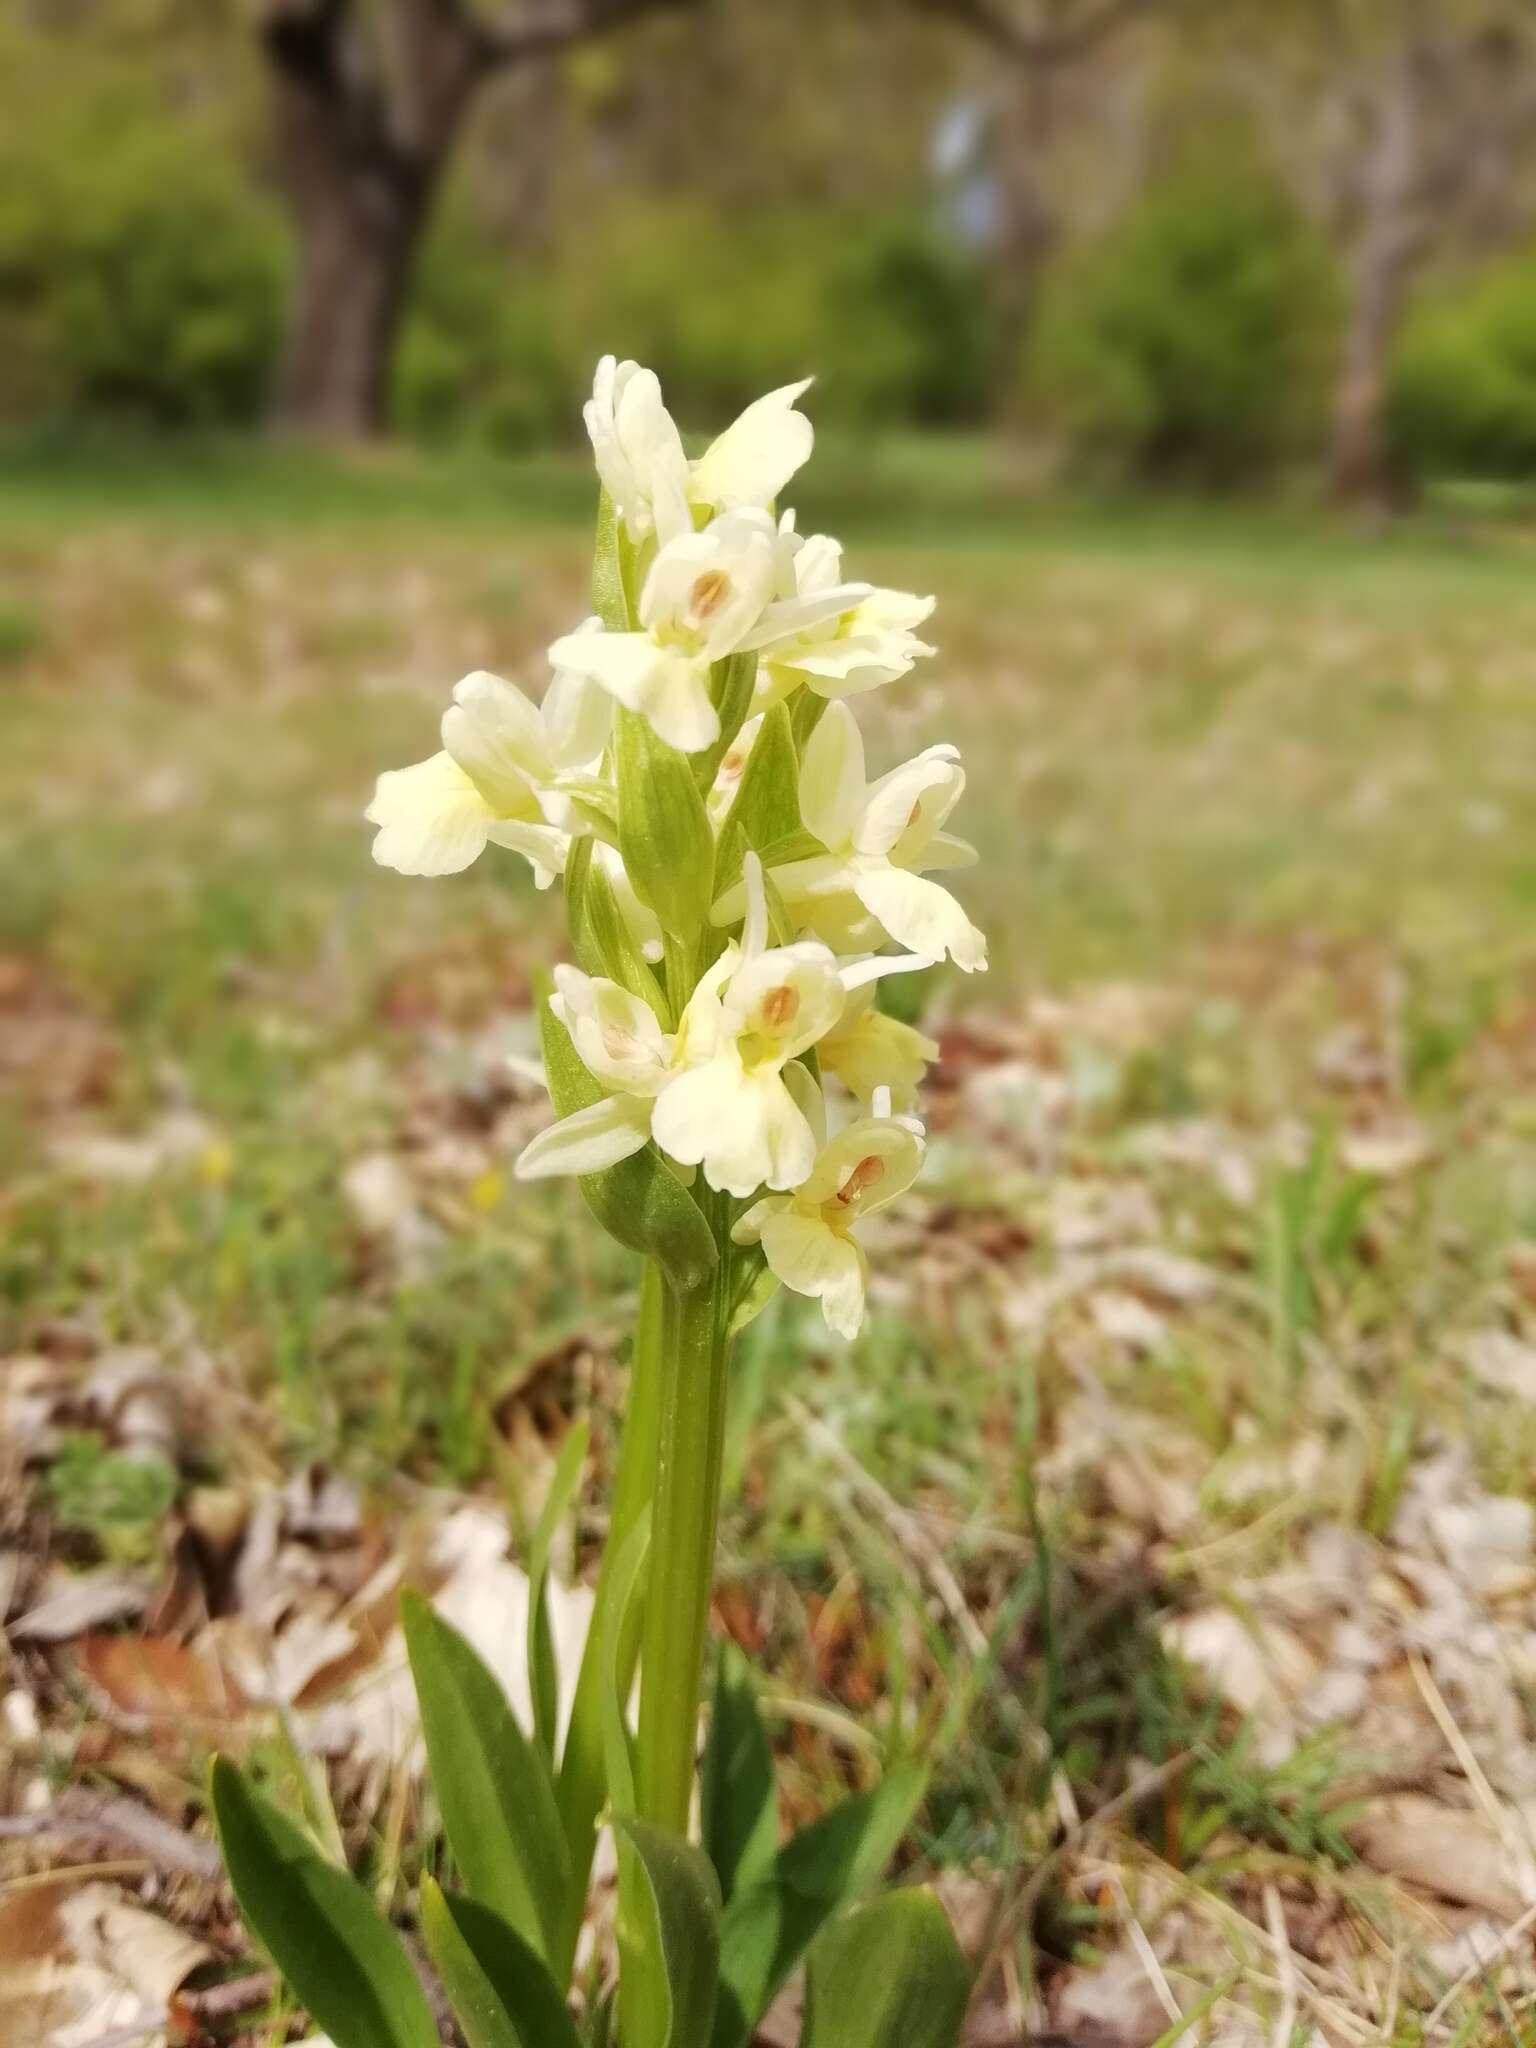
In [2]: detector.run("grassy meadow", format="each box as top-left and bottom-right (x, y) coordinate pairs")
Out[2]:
(8, 437), (1536, 2029)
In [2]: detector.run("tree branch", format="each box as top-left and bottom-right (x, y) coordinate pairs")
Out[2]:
(914, 0), (1159, 66)
(469, 0), (698, 71)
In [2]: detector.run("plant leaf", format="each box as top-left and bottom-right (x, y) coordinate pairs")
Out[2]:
(538, 986), (717, 1294)
(695, 650), (760, 788)
(727, 1253), (780, 1337)
(711, 1761), (928, 2048)
(526, 1416), (590, 1766)
(612, 1816), (722, 2048)
(591, 489), (635, 632)
(598, 1507), (652, 1819)
(564, 835), (668, 1019)
(400, 1593), (570, 1967)
(209, 1757), (438, 2048)
(713, 705), (801, 899)
(801, 1891), (970, 2048)
(615, 708), (716, 939)
(700, 1645), (778, 1904)
(419, 1877), (582, 2048)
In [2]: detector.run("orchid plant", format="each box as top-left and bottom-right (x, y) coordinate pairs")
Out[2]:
(213, 360), (986, 2048)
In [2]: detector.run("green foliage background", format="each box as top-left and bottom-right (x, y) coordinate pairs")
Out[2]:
(8, 6), (1536, 487)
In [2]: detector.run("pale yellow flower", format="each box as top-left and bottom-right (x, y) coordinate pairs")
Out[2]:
(366, 664), (608, 883)
(733, 1103), (925, 1339)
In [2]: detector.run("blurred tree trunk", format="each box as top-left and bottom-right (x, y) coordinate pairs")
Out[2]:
(260, 0), (689, 438)
(917, 0), (1160, 365)
(994, 65), (1060, 356)
(1326, 28), (1425, 509)
(1322, 2), (1536, 512)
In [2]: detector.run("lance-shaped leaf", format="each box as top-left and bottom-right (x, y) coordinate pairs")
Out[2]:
(710, 1762), (928, 2048)
(700, 1644), (778, 1904)
(526, 1416), (590, 1765)
(613, 1816), (722, 2048)
(209, 1758), (439, 2048)
(615, 707), (716, 939)
(801, 1891), (971, 2048)
(538, 986), (717, 1294)
(695, 650), (760, 789)
(400, 1593), (570, 1967)
(565, 835), (668, 1018)
(419, 1878), (582, 2048)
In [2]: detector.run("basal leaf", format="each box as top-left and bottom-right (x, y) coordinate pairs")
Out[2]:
(711, 1761), (928, 2048)
(613, 1816), (722, 2048)
(527, 1416), (590, 1765)
(419, 1878), (582, 2048)
(210, 1758), (438, 2048)
(801, 1891), (970, 2048)
(700, 1644), (778, 1905)
(400, 1593), (569, 1967)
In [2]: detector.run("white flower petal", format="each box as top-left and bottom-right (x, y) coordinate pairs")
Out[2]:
(737, 583), (872, 654)
(798, 702), (867, 851)
(543, 628), (615, 766)
(912, 831), (977, 874)
(781, 1058), (828, 1146)
(758, 1209), (868, 1339)
(484, 818), (570, 888)
(692, 379), (814, 514)
(732, 1194), (789, 1246)
(857, 746), (962, 858)
(853, 864), (987, 972)
(552, 965), (671, 1094)
(549, 630), (718, 754)
(800, 1118), (925, 1214)
(652, 1060), (816, 1196)
(514, 1093), (653, 1179)
(585, 357), (690, 544)
(723, 944), (846, 1062)
(366, 753), (493, 877)
(640, 512), (779, 660)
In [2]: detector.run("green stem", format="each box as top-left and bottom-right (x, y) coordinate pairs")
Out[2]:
(554, 1259), (667, 1976)
(636, 1267), (730, 1834)
(619, 1255), (730, 2048)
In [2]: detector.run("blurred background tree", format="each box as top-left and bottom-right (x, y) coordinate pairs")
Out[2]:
(5, 0), (1536, 497)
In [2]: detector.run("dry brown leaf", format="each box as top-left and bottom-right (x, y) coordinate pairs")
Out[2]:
(1347, 1794), (1534, 1918)
(0, 1881), (209, 2048)
(10, 1566), (150, 1642)
(76, 1632), (246, 1720)
(1160, 1606), (1318, 1761)
(1459, 1329), (1536, 1402)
